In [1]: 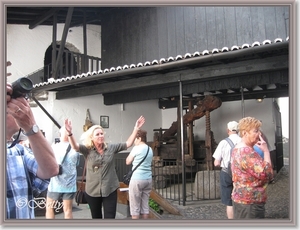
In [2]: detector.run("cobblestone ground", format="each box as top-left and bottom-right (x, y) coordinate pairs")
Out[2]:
(161, 165), (290, 220)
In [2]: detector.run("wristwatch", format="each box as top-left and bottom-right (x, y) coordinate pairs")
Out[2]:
(23, 124), (39, 136)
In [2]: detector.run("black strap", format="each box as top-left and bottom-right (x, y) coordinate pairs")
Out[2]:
(132, 146), (150, 173)
(78, 156), (87, 189)
(81, 157), (87, 183)
(61, 144), (71, 165)
(8, 128), (22, 148)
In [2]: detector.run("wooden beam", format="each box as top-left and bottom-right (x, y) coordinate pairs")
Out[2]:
(150, 188), (181, 216)
(29, 8), (60, 29)
(158, 87), (289, 109)
(51, 13), (57, 81)
(83, 10), (88, 73)
(148, 208), (162, 219)
(52, 7), (74, 79)
(101, 70), (288, 105)
(54, 55), (288, 100)
(117, 183), (129, 206)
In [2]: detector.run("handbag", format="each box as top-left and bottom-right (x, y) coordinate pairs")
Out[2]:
(123, 146), (149, 185)
(75, 157), (87, 205)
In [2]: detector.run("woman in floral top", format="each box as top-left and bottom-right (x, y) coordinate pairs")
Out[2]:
(231, 117), (273, 219)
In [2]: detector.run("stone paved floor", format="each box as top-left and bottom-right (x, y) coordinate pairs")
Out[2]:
(35, 201), (127, 219)
(36, 161), (290, 221)
(160, 164), (290, 220)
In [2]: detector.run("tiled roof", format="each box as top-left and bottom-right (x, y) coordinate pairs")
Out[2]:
(33, 37), (289, 90)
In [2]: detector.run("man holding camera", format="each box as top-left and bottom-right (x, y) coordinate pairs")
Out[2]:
(6, 61), (59, 219)
(45, 126), (80, 219)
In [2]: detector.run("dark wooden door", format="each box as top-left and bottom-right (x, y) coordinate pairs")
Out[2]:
(273, 100), (284, 173)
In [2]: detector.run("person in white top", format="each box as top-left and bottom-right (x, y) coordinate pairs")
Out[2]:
(213, 121), (241, 219)
(45, 126), (80, 219)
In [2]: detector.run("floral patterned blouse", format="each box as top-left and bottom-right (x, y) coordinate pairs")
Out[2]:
(231, 146), (273, 204)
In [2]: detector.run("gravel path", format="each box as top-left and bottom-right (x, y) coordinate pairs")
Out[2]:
(161, 165), (290, 220)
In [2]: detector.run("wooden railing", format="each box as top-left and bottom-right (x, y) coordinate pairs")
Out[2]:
(26, 50), (101, 85)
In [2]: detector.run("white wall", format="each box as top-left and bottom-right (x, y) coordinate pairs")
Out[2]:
(32, 94), (161, 150)
(7, 24), (163, 149)
(7, 24), (101, 82)
(278, 97), (289, 138)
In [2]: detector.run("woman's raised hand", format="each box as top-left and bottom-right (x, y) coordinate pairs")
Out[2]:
(64, 118), (72, 134)
(256, 134), (268, 152)
(135, 115), (145, 129)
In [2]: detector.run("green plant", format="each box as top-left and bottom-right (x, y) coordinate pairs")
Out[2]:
(149, 198), (161, 214)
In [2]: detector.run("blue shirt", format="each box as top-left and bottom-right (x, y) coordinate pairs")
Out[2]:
(253, 145), (264, 158)
(47, 142), (80, 193)
(130, 145), (153, 180)
(6, 144), (49, 219)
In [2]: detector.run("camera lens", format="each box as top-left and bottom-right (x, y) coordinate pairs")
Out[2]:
(11, 77), (33, 98)
(19, 78), (33, 90)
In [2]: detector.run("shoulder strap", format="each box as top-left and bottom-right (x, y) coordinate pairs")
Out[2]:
(225, 137), (235, 161)
(132, 146), (150, 173)
(8, 128), (22, 148)
(81, 157), (87, 183)
(61, 144), (71, 165)
(225, 137), (235, 148)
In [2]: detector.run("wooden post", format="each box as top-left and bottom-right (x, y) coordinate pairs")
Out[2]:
(205, 111), (213, 171)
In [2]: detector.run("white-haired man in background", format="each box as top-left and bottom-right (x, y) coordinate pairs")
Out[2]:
(213, 121), (241, 219)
